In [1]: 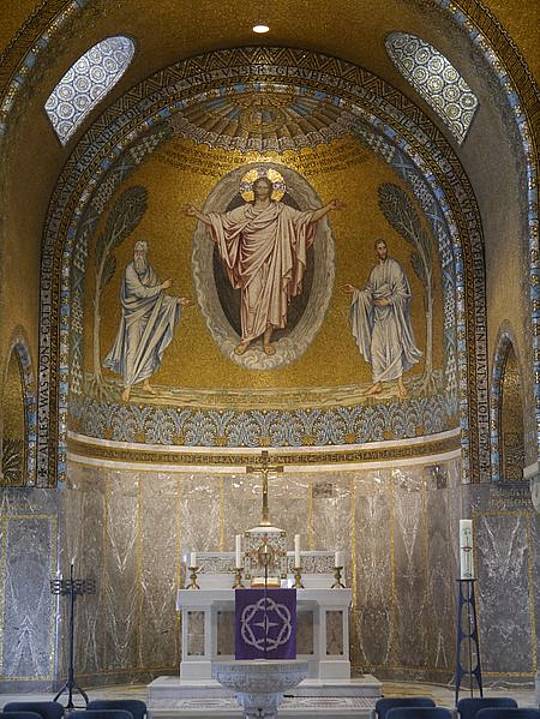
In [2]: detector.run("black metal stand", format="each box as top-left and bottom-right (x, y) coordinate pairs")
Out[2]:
(455, 579), (483, 705)
(50, 564), (96, 709)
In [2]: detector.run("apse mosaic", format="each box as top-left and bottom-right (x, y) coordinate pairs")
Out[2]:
(33, 45), (495, 476)
(68, 113), (456, 447)
(385, 32), (478, 144)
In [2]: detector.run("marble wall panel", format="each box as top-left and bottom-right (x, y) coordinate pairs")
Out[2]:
(424, 469), (457, 673)
(392, 469), (428, 669)
(63, 467), (106, 678)
(102, 472), (140, 671)
(310, 474), (352, 555)
(222, 473), (260, 547)
(139, 474), (180, 669)
(475, 512), (534, 673)
(0, 488), (58, 682)
(3, 517), (55, 678)
(180, 475), (221, 553)
(353, 470), (394, 669)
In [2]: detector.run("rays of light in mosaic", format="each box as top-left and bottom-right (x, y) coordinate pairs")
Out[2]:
(385, 32), (478, 144)
(44, 36), (135, 144)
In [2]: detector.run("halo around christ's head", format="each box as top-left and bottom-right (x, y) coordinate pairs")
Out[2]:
(240, 167), (286, 202)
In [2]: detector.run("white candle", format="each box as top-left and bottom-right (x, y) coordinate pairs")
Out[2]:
(235, 534), (243, 568)
(335, 550), (344, 568)
(459, 520), (474, 579)
(294, 534), (301, 567)
(190, 551), (197, 568)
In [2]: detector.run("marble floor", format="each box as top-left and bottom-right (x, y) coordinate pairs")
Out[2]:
(0, 681), (537, 713)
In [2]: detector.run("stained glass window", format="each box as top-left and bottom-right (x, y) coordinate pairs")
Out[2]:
(386, 32), (478, 144)
(45, 36), (135, 145)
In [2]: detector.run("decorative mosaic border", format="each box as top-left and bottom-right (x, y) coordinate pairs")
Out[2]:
(36, 47), (487, 485)
(490, 323), (526, 482)
(67, 428), (461, 467)
(3, 328), (37, 484)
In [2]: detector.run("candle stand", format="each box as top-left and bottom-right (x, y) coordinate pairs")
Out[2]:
(50, 566), (96, 709)
(293, 566), (304, 589)
(232, 567), (245, 589)
(454, 578), (483, 704)
(331, 565), (345, 589)
(186, 566), (200, 590)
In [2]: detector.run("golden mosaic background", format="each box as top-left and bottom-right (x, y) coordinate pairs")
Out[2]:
(85, 134), (443, 394)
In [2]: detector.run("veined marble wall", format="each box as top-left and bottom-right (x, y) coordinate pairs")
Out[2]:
(57, 457), (464, 684)
(0, 488), (59, 688)
(1, 459), (538, 688)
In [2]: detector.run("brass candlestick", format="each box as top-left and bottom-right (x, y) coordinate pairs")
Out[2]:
(331, 565), (345, 589)
(232, 567), (245, 589)
(186, 566), (200, 590)
(293, 566), (304, 589)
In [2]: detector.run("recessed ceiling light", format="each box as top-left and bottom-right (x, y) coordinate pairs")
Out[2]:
(253, 24), (270, 34)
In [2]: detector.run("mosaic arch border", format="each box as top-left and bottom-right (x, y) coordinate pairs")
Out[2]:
(490, 323), (527, 482)
(34, 48), (488, 486)
(3, 327), (37, 484)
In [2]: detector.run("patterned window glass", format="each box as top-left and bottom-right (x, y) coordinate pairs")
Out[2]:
(386, 32), (478, 144)
(45, 36), (135, 145)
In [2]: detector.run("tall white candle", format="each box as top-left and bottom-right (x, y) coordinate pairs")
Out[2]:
(190, 551), (197, 568)
(235, 534), (243, 568)
(294, 534), (301, 567)
(459, 520), (474, 579)
(335, 550), (344, 568)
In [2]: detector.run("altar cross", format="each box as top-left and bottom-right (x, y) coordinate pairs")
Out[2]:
(246, 451), (284, 527)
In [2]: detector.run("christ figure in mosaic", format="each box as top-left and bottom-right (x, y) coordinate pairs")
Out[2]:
(186, 176), (342, 356)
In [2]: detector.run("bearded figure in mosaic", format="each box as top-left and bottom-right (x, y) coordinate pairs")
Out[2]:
(103, 240), (192, 401)
(187, 175), (342, 356)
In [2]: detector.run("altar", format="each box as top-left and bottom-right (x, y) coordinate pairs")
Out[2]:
(176, 551), (353, 681)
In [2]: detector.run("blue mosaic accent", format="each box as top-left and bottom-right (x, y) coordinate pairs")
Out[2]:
(70, 394), (454, 447)
(45, 36), (134, 145)
(7, 329), (37, 484)
(386, 32), (478, 144)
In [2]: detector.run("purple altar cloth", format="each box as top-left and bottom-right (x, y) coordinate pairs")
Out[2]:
(235, 588), (297, 659)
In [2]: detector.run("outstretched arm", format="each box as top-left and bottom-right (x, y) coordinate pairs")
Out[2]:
(310, 198), (344, 224)
(185, 204), (212, 227)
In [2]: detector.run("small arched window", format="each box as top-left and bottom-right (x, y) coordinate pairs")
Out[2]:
(45, 35), (135, 145)
(385, 32), (478, 144)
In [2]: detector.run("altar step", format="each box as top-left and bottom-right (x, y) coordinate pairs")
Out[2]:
(150, 695), (376, 718)
(149, 675), (381, 718)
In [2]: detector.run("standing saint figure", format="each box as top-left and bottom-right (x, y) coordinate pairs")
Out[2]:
(186, 176), (342, 355)
(343, 238), (422, 399)
(103, 240), (192, 402)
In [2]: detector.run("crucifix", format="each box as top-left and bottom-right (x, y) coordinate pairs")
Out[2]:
(246, 450), (284, 527)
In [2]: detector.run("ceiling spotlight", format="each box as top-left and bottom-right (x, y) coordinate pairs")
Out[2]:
(253, 24), (270, 34)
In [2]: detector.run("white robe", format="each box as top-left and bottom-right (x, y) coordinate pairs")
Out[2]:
(103, 261), (181, 386)
(350, 257), (422, 383)
(207, 202), (315, 342)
